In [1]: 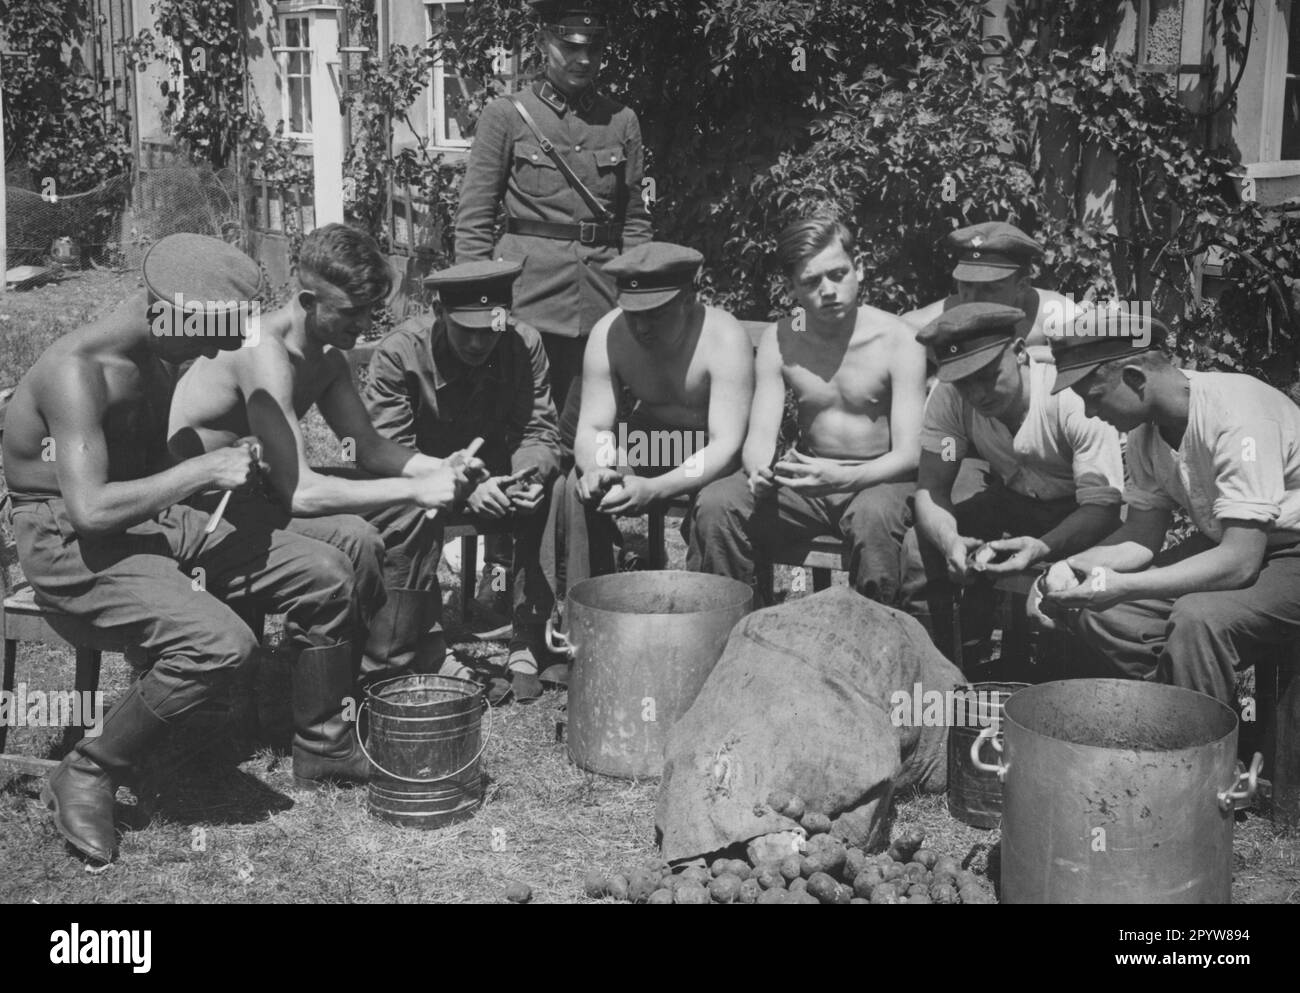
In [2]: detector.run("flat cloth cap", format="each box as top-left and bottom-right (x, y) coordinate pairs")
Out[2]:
(143, 233), (264, 346)
(529, 0), (607, 43)
(945, 221), (1044, 283)
(1049, 309), (1166, 394)
(426, 259), (522, 329)
(604, 242), (703, 312)
(917, 302), (1025, 382)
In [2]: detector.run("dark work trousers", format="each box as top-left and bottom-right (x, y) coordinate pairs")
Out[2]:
(364, 488), (556, 636)
(910, 481), (1078, 663)
(190, 488), (387, 633)
(542, 427), (700, 601)
(10, 497), (363, 722)
(686, 469), (916, 606)
(1072, 533), (1300, 706)
(543, 334), (586, 461)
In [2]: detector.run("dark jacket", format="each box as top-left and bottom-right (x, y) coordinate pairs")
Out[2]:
(453, 80), (653, 339)
(363, 313), (562, 485)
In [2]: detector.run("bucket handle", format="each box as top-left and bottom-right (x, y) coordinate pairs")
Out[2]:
(969, 724), (1008, 781)
(545, 616), (576, 659)
(1218, 752), (1263, 812)
(354, 696), (494, 785)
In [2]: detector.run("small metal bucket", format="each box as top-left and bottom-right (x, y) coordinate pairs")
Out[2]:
(360, 674), (491, 829)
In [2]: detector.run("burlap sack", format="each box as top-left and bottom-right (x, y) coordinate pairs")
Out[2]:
(655, 587), (962, 862)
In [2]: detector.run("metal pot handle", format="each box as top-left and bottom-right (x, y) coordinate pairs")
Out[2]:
(969, 723), (1008, 781)
(545, 616), (576, 659)
(1218, 752), (1263, 812)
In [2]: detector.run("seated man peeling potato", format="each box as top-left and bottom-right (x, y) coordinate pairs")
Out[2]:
(688, 215), (926, 605)
(363, 260), (564, 704)
(1034, 314), (1300, 707)
(1, 235), (469, 863)
(909, 302), (1125, 664)
(557, 242), (753, 601)
(169, 224), (485, 686)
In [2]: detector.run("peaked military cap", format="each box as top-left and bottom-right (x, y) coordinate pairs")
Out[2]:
(529, 1), (607, 44)
(425, 259), (522, 330)
(917, 302), (1025, 382)
(945, 221), (1044, 283)
(143, 233), (264, 347)
(604, 242), (703, 312)
(1049, 308), (1166, 394)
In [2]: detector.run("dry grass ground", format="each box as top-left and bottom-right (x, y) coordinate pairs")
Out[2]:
(0, 271), (1295, 904)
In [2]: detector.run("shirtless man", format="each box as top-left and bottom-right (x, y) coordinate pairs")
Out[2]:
(688, 216), (926, 604)
(558, 242), (753, 590)
(902, 221), (1080, 355)
(1, 235), (464, 863)
(169, 224), (484, 680)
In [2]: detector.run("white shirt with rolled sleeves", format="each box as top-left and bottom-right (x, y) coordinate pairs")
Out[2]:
(1124, 371), (1300, 545)
(920, 358), (1124, 506)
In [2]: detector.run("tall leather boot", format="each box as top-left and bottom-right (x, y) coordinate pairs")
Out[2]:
(360, 587), (446, 684)
(292, 641), (370, 790)
(42, 682), (168, 863)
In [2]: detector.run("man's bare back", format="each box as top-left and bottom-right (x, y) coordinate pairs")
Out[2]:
(776, 303), (912, 461)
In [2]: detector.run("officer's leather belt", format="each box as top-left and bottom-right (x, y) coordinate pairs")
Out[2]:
(507, 217), (623, 246)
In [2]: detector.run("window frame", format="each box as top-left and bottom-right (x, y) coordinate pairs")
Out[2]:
(275, 11), (315, 141)
(424, 0), (519, 151)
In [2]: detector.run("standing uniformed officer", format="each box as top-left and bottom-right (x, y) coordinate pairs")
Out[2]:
(364, 260), (564, 703)
(453, 0), (653, 446)
(902, 221), (1082, 354)
(908, 302), (1125, 663)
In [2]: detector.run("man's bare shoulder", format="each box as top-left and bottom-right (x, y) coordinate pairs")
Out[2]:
(700, 305), (752, 353)
(29, 346), (107, 414)
(590, 307), (620, 340)
(234, 335), (297, 387)
(901, 298), (945, 330)
(849, 305), (922, 353)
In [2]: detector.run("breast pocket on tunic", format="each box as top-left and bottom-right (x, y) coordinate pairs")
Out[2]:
(590, 145), (628, 202)
(513, 141), (568, 199)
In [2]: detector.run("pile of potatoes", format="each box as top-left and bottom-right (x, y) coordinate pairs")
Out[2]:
(584, 794), (998, 905)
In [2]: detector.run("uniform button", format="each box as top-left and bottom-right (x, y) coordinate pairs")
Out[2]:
(574, 145), (583, 152)
(532, 154), (540, 161)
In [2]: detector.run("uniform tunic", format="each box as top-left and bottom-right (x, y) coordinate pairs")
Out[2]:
(454, 79), (653, 340)
(362, 314), (563, 627)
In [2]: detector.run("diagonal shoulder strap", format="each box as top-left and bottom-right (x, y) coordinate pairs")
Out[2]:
(510, 96), (612, 224)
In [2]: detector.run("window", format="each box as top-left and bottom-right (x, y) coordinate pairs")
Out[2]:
(277, 14), (313, 138)
(426, 1), (519, 150)
(1282, 19), (1300, 158)
(165, 38), (190, 123)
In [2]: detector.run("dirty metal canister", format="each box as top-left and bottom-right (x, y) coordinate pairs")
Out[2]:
(947, 681), (1027, 828)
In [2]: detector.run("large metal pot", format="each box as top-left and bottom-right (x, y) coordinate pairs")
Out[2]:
(972, 679), (1260, 904)
(546, 570), (751, 779)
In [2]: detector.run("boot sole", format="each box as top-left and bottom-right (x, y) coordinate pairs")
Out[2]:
(41, 781), (114, 865)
